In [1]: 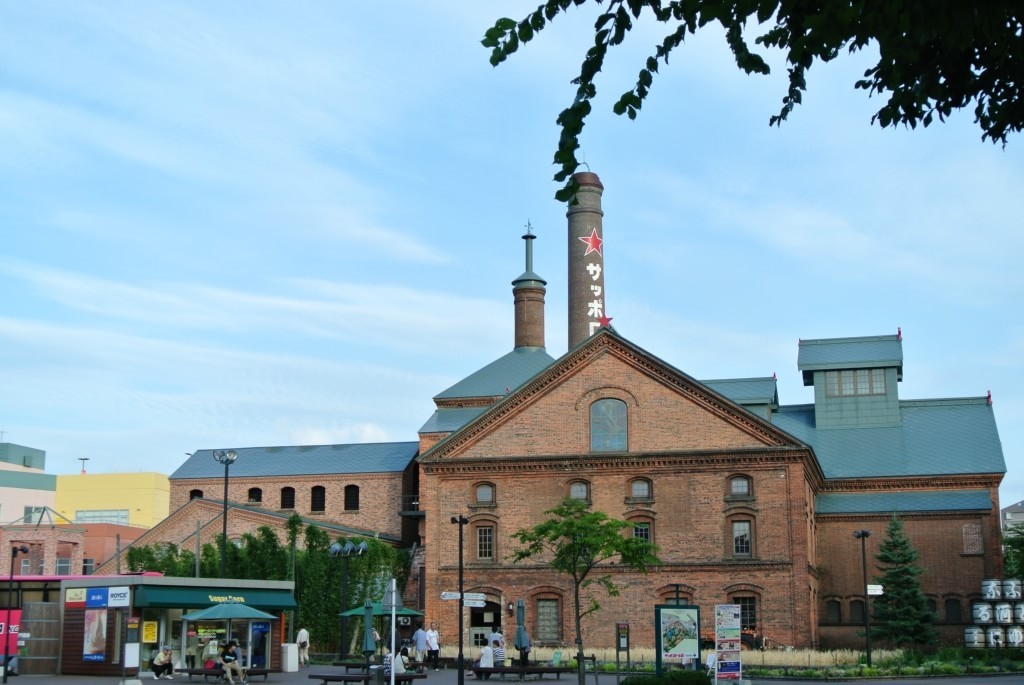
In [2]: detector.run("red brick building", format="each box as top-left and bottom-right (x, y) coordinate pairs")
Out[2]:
(146, 171), (1004, 651)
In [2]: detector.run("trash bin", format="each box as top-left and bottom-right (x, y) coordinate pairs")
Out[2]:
(280, 643), (299, 672)
(370, 664), (385, 685)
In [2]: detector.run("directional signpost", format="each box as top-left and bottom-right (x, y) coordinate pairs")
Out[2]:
(464, 600), (486, 607)
(441, 592), (462, 600)
(867, 584), (884, 596)
(463, 593), (486, 601)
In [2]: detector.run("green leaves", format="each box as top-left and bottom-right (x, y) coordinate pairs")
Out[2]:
(486, 0), (1022, 200)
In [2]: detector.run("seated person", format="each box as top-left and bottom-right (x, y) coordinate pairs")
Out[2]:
(395, 647), (410, 674)
(473, 642), (494, 680)
(3, 655), (18, 677)
(219, 640), (246, 684)
(152, 645), (175, 679)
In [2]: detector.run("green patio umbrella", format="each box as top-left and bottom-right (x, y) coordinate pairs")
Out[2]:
(182, 602), (277, 621)
(339, 601), (423, 618)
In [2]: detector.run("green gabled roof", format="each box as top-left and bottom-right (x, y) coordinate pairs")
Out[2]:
(772, 397), (1005, 479)
(798, 334), (903, 385)
(419, 406), (488, 434)
(817, 489), (992, 514)
(434, 346), (555, 400)
(702, 377), (778, 408)
(171, 442), (418, 479)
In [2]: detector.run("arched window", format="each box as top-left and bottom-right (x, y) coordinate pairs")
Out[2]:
(247, 488), (262, 504)
(189, 489), (203, 500)
(944, 598), (962, 623)
(728, 475), (752, 498)
(850, 599), (865, 623)
(730, 595), (758, 631)
(628, 515), (654, 543)
(311, 486), (326, 512)
(569, 480), (590, 502)
(476, 523), (495, 561)
(729, 518), (754, 557)
(344, 485), (360, 511)
(281, 487), (295, 509)
(590, 398), (627, 451)
(825, 599), (841, 622)
(475, 483), (495, 504)
(629, 478), (652, 501)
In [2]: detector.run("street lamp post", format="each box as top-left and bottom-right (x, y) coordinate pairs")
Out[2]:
(853, 530), (872, 667)
(4, 545), (30, 684)
(330, 540), (368, 660)
(450, 515), (469, 685)
(212, 449), (238, 578)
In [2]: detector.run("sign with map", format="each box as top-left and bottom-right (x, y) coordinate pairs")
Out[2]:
(655, 604), (700, 673)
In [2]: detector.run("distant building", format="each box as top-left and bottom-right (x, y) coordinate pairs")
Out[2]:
(1002, 500), (1024, 531)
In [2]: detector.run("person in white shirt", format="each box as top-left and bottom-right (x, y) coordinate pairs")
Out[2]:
(425, 622), (441, 671)
(296, 626), (310, 668)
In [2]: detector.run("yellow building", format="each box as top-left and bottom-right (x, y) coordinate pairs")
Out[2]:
(56, 472), (170, 529)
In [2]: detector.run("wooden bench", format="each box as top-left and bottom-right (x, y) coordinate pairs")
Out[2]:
(180, 666), (271, 682)
(473, 666), (576, 680)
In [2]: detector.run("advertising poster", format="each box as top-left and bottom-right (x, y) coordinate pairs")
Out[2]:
(83, 608), (108, 662)
(0, 609), (22, 655)
(714, 605), (742, 681)
(655, 604), (700, 674)
(143, 621), (159, 643)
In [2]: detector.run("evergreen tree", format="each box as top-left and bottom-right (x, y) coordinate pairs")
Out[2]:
(870, 516), (937, 647)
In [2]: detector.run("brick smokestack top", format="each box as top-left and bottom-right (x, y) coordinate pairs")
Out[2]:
(567, 171), (605, 348)
(512, 226), (546, 349)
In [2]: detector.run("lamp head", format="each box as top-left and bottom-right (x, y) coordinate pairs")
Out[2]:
(213, 449), (238, 464)
(853, 530), (871, 540)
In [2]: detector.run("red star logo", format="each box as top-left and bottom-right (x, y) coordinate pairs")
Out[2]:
(578, 228), (603, 256)
(599, 315), (613, 328)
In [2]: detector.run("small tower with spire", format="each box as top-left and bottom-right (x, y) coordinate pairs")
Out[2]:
(512, 222), (547, 349)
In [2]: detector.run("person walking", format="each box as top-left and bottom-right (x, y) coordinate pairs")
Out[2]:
(412, 623), (428, 666)
(296, 626), (310, 668)
(425, 622), (441, 671)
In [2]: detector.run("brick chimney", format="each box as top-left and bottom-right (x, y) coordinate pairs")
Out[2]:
(567, 171), (605, 348)
(512, 226), (546, 349)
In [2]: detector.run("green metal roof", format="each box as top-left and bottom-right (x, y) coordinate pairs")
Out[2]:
(419, 406), (488, 434)
(702, 377), (778, 408)
(0, 470), (56, 491)
(434, 346), (555, 400)
(798, 334), (903, 385)
(817, 489), (992, 514)
(772, 398), (1005, 479)
(135, 585), (296, 609)
(171, 442), (418, 479)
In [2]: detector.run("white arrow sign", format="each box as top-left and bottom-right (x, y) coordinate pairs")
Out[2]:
(867, 584), (884, 596)
(463, 599), (486, 608)
(441, 592), (461, 600)
(462, 592), (486, 601)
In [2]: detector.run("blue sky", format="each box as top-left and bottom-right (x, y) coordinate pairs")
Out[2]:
(2, 3), (1021, 505)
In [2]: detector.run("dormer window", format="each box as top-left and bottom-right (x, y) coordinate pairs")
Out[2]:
(825, 369), (886, 397)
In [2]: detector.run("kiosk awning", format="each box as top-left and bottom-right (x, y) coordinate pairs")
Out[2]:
(134, 586), (296, 609)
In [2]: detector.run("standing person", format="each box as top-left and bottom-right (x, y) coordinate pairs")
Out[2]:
(296, 625), (310, 668)
(425, 622), (441, 671)
(412, 623), (428, 666)
(186, 633), (199, 669)
(219, 640), (246, 685)
(152, 645), (175, 679)
(487, 627), (504, 652)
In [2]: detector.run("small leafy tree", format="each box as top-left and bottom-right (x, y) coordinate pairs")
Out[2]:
(511, 498), (660, 685)
(870, 516), (937, 647)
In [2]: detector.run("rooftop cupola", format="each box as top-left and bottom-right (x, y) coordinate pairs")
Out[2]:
(512, 224), (546, 349)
